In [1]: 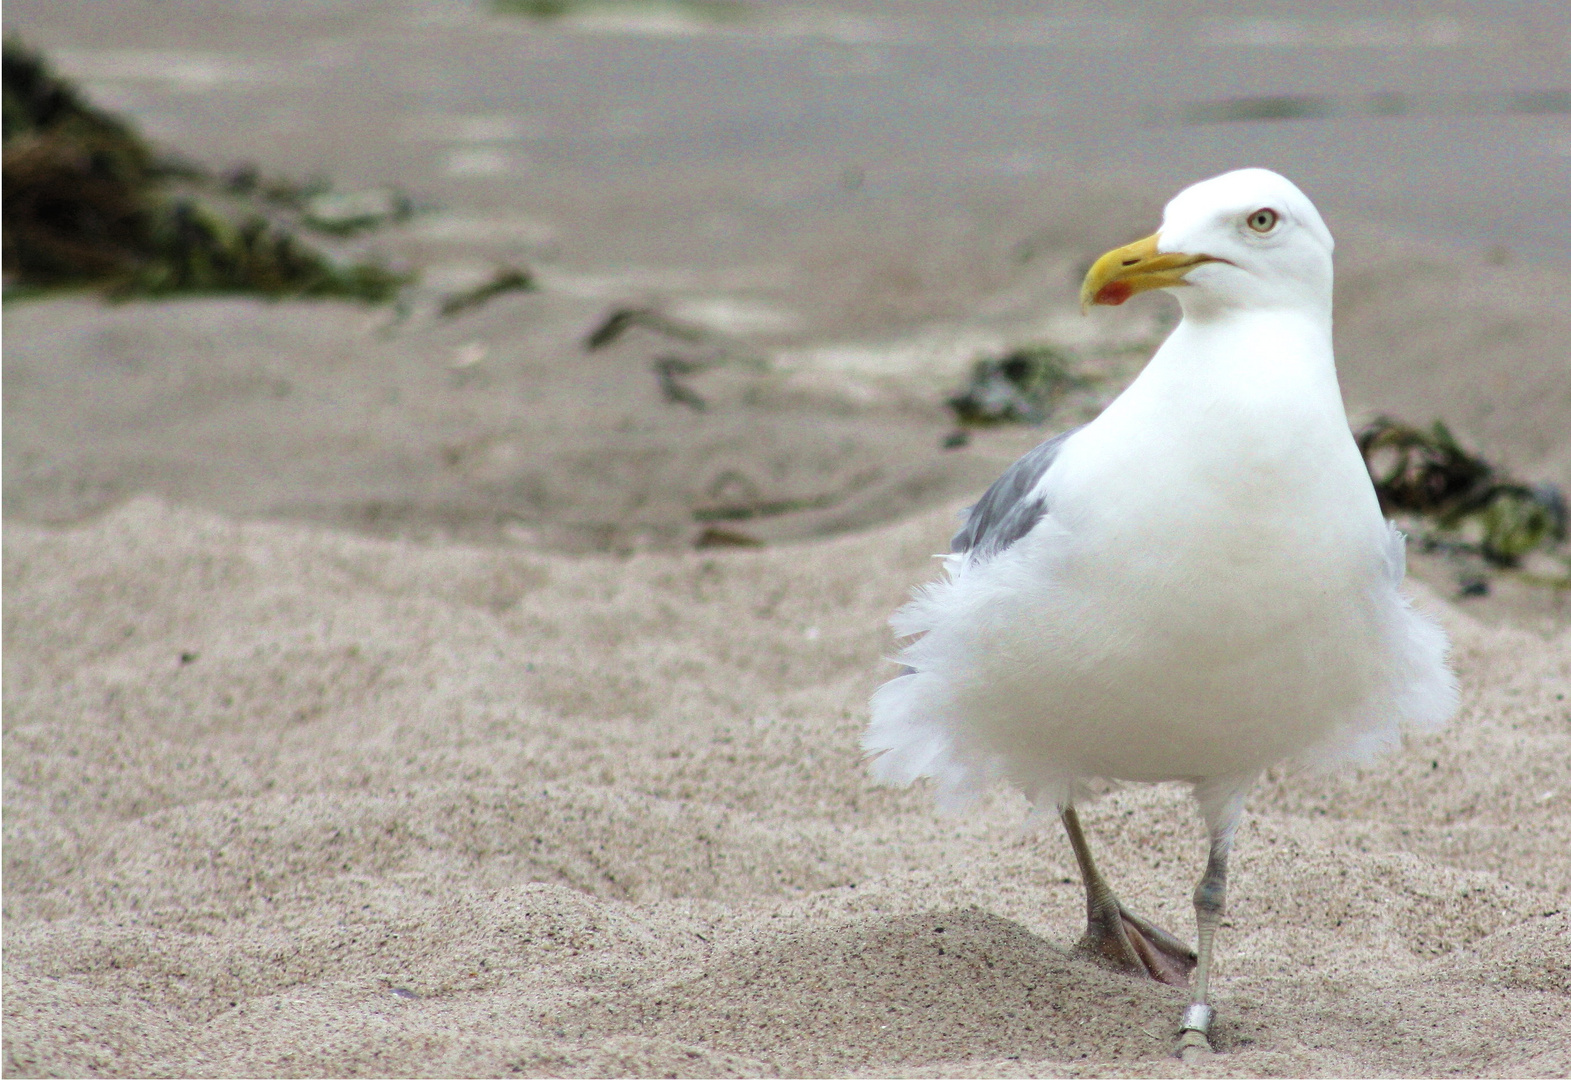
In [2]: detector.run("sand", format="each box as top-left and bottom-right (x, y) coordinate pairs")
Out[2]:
(4, 494), (1569, 1077)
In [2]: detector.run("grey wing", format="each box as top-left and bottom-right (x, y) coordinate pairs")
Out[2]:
(951, 425), (1082, 560)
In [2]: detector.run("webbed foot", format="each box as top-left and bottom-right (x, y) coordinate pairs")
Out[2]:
(1073, 900), (1196, 986)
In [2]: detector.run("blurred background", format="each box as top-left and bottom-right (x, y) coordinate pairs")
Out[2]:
(5, 0), (1569, 614)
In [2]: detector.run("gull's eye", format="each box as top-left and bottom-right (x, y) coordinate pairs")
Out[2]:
(1247, 208), (1280, 233)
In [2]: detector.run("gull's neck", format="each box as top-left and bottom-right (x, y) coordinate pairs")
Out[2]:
(1126, 297), (1345, 443)
(1172, 304), (1333, 362)
(1176, 279), (1333, 333)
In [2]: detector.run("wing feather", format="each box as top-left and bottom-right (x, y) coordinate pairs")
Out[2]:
(951, 426), (1081, 559)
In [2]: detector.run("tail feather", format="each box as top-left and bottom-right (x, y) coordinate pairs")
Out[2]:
(864, 667), (1003, 811)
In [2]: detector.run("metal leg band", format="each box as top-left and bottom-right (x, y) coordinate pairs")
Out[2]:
(1179, 1003), (1213, 1035)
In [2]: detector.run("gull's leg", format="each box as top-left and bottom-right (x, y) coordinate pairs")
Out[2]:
(1177, 781), (1251, 1061)
(1176, 831), (1232, 1059)
(1060, 806), (1196, 986)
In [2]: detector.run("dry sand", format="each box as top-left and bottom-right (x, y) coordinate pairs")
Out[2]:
(4, 494), (1569, 1077)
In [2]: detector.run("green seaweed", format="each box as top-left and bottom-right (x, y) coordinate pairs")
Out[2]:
(438, 266), (536, 318)
(3, 39), (410, 304)
(583, 306), (708, 350)
(947, 345), (1093, 428)
(1356, 416), (1567, 572)
(652, 355), (708, 411)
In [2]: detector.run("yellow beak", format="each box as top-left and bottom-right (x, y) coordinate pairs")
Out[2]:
(1079, 232), (1220, 312)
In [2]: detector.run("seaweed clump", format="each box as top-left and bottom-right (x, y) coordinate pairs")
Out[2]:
(943, 345), (1094, 449)
(2, 40), (408, 303)
(1356, 416), (1567, 575)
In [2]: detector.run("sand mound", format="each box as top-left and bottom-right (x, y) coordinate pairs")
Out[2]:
(4, 497), (1569, 1077)
(625, 908), (1191, 1072)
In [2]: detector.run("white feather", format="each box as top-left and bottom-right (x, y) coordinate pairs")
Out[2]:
(864, 169), (1457, 817)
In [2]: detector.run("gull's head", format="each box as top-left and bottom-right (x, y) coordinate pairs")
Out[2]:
(1080, 168), (1334, 319)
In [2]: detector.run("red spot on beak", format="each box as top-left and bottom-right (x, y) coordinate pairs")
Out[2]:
(1094, 280), (1133, 306)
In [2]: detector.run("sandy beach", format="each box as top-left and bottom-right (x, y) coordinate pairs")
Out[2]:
(6, 2), (1571, 1076)
(4, 497), (1568, 1076)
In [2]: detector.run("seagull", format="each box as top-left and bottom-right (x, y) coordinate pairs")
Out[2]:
(864, 168), (1457, 1057)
